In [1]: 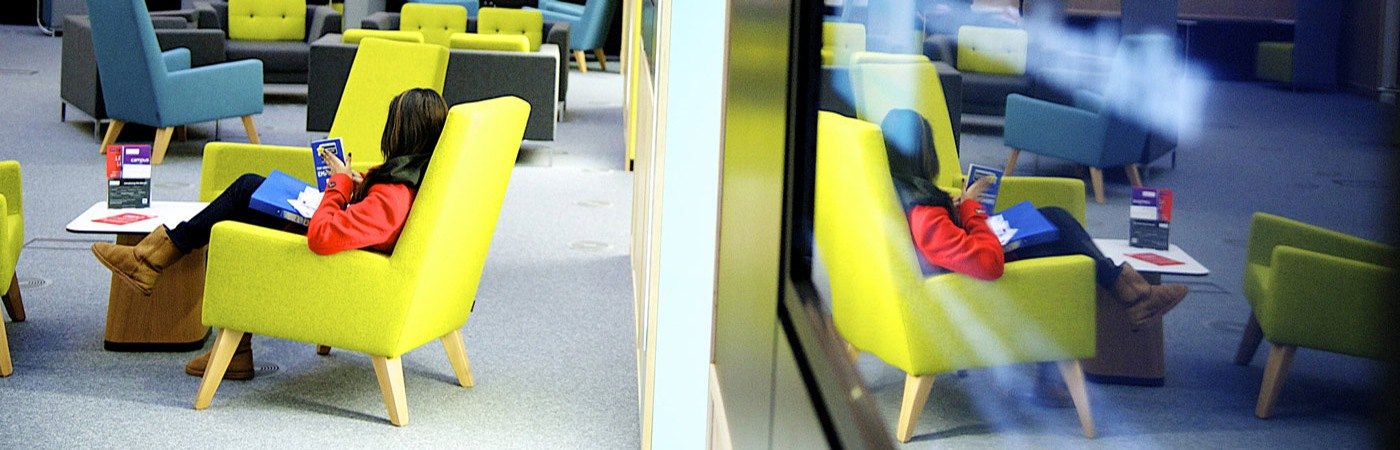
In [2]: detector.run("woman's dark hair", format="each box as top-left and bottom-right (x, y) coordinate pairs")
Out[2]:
(352, 88), (449, 203)
(380, 88), (449, 161)
(881, 109), (957, 223)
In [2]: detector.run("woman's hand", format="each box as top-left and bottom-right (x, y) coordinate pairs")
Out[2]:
(319, 148), (363, 183)
(958, 175), (994, 205)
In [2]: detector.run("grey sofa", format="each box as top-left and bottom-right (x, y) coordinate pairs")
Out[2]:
(820, 61), (964, 150)
(361, 12), (570, 109)
(922, 34), (1032, 117)
(60, 12), (226, 134)
(308, 32), (562, 141)
(194, 1), (342, 83)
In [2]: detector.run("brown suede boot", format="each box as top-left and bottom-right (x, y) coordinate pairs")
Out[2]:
(1113, 264), (1189, 326)
(185, 333), (254, 380)
(91, 226), (186, 295)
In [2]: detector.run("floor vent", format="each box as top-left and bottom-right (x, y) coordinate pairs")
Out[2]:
(0, 68), (39, 76)
(17, 277), (51, 289)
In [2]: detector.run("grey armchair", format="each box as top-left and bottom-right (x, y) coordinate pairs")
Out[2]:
(308, 30), (562, 141)
(194, 1), (342, 83)
(362, 12), (570, 111)
(60, 12), (226, 135)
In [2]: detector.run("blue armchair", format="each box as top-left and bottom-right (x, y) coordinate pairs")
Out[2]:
(1002, 34), (1177, 204)
(85, 0), (264, 165)
(528, 0), (616, 72)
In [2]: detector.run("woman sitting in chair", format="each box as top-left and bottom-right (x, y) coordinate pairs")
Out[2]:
(90, 88), (450, 380)
(880, 108), (1188, 403)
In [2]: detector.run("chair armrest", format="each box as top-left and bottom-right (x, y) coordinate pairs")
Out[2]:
(1246, 212), (1396, 268)
(360, 12), (399, 30)
(0, 161), (20, 216)
(537, 0), (585, 17)
(906, 254), (1097, 373)
(200, 143), (318, 201)
(151, 16), (190, 29)
(154, 28), (228, 66)
(204, 221), (410, 356)
(0, 196), (11, 283)
(161, 48), (191, 72)
(1003, 93), (1106, 164)
(922, 33), (955, 64)
(160, 59), (264, 126)
(536, 9), (580, 26)
(545, 21), (570, 98)
(151, 8), (198, 25)
(194, 1), (229, 34)
(1072, 90), (1103, 113)
(1264, 246), (1395, 359)
(307, 5), (343, 43)
(995, 176), (1086, 223)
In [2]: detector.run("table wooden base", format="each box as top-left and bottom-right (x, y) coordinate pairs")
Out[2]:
(1082, 273), (1166, 387)
(103, 234), (208, 352)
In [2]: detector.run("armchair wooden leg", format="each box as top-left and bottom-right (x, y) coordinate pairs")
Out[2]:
(844, 341), (859, 364)
(99, 119), (125, 154)
(1256, 343), (1297, 419)
(1, 316), (12, 377)
(896, 374), (935, 443)
(316, 345), (332, 356)
(1126, 164), (1143, 187)
(240, 116), (260, 145)
(441, 329), (475, 388)
(1088, 167), (1106, 204)
(152, 127), (174, 165)
(1004, 148), (1021, 176)
(3, 273), (26, 322)
(593, 49), (608, 72)
(194, 328), (245, 410)
(1056, 360), (1096, 438)
(573, 50), (588, 73)
(1234, 313), (1264, 366)
(372, 355), (409, 426)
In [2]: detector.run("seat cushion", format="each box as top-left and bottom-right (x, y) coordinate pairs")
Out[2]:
(229, 0), (308, 41)
(226, 40), (310, 73)
(956, 25), (1028, 76)
(401, 2), (469, 47)
(960, 72), (1030, 115)
(478, 7), (544, 51)
(342, 29), (426, 44)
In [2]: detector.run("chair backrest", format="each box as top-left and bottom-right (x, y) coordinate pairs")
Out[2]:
(956, 26), (1027, 76)
(328, 38), (449, 168)
(1099, 34), (1173, 166)
(822, 22), (866, 66)
(84, 0), (165, 125)
(391, 97), (529, 347)
(849, 52), (963, 191)
(572, 0), (618, 50)
(814, 112), (919, 369)
(410, 0), (480, 17)
(400, 2), (468, 47)
(228, 0), (307, 41)
(478, 7), (544, 52)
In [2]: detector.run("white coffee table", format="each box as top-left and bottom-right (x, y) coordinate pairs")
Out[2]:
(1083, 238), (1210, 386)
(67, 201), (210, 352)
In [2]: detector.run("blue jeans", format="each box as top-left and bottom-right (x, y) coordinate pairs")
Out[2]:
(165, 174), (304, 252)
(1005, 206), (1122, 288)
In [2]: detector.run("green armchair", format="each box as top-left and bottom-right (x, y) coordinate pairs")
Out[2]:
(1234, 212), (1397, 418)
(0, 161), (22, 376)
(193, 96), (531, 426)
(815, 112), (1098, 442)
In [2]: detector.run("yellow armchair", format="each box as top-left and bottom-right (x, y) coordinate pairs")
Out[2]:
(193, 96), (531, 425)
(1234, 212), (1397, 418)
(0, 160), (22, 376)
(848, 52), (1087, 220)
(201, 38), (448, 200)
(815, 112), (1097, 442)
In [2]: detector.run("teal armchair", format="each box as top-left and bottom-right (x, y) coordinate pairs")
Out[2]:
(193, 97), (531, 426)
(1233, 212), (1397, 418)
(816, 112), (1097, 442)
(528, 0), (616, 72)
(85, 0), (264, 164)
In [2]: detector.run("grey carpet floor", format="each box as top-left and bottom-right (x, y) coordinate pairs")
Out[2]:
(0, 24), (638, 448)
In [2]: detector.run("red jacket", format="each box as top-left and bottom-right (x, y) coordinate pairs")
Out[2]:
(908, 200), (1005, 280)
(306, 172), (414, 255)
